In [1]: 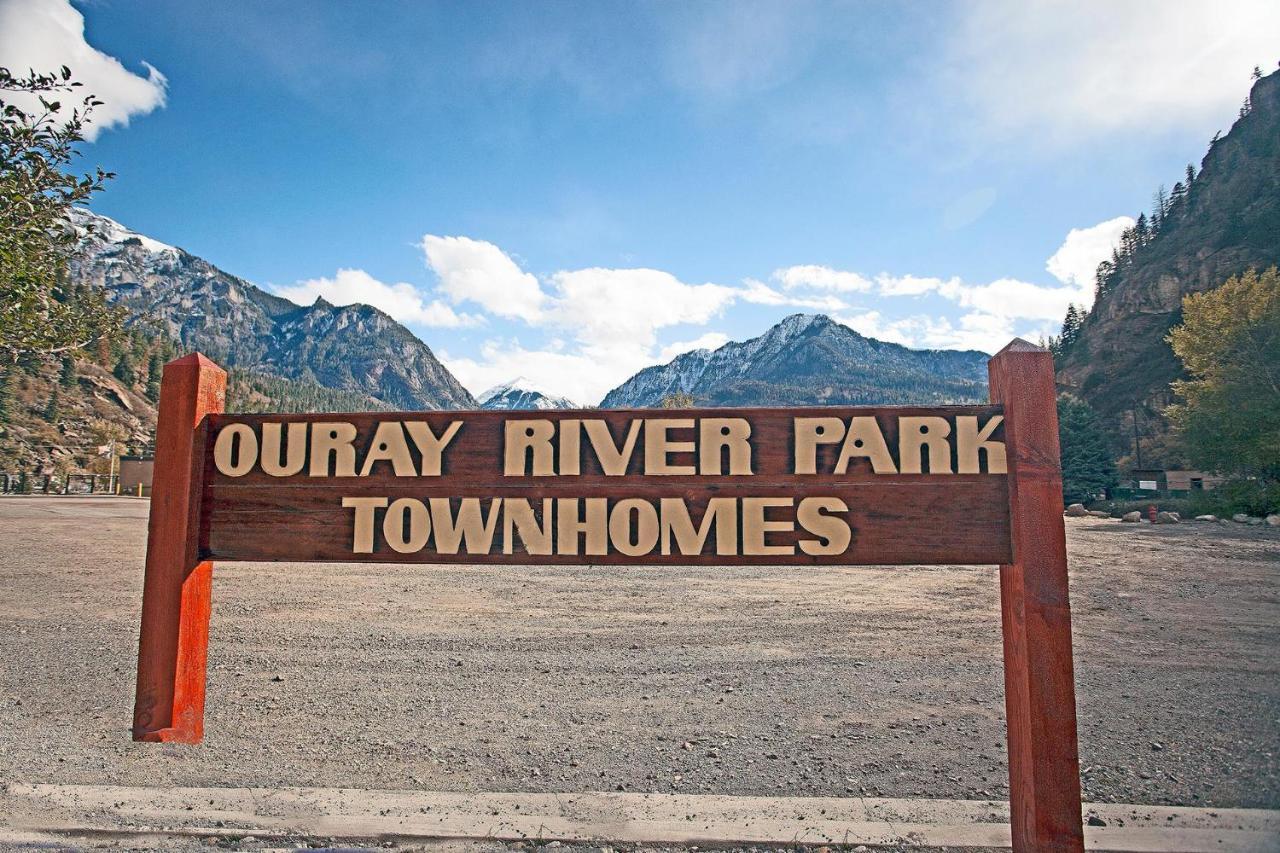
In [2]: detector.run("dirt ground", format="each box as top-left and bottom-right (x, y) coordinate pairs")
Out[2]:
(0, 496), (1277, 816)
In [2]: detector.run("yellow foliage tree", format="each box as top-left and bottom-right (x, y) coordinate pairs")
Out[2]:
(1166, 267), (1280, 480)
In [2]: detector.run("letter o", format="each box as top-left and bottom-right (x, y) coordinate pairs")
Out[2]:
(383, 498), (431, 553)
(609, 498), (659, 557)
(213, 424), (258, 477)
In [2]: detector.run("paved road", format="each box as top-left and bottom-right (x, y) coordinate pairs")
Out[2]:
(0, 497), (1277, 810)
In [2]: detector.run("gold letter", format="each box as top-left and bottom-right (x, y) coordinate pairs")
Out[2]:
(503, 498), (553, 555)
(742, 497), (795, 556)
(405, 420), (463, 476)
(644, 419), (696, 475)
(504, 419), (556, 476)
(583, 420), (643, 476)
(834, 416), (897, 474)
(793, 418), (845, 474)
(213, 423), (257, 477)
(382, 497), (430, 553)
(310, 422), (358, 477)
(609, 498), (660, 556)
(659, 497), (738, 556)
(797, 497), (851, 556)
(260, 422), (306, 477)
(956, 415), (1006, 474)
(898, 416), (952, 475)
(699, 418), (752, 475)
(359, 421), (417, 477)
(428, 498), (502, 554)
(343, 496), (388, 553)
(558, 419), (581, 476)
(556, 497), (608, 555)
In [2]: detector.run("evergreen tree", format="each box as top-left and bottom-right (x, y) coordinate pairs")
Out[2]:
(145, 351), (164, 401)
(113, 352), (136, 385)
(1185, 163), (1196, 188)
(1058, 394), (1117, 504)
(44, 387), (60, 422)
(59, 355), (77, 388)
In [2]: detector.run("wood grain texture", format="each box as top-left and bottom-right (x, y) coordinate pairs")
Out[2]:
(132, 353), (226, 743)
(988, 340), (1084, 853)
(199, 406), (1011, 566)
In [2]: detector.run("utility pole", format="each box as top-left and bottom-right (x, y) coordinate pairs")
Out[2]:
(1130, 407), (1143, 470)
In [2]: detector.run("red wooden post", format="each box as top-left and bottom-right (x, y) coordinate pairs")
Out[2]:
(988, 339), (1084, 852)
(132, 353), (225, 743)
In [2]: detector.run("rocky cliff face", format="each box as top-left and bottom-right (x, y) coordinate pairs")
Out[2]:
(601, 314), (989, 408)
(1057, 71), (1280, 429)
(68, 212), (476, 410)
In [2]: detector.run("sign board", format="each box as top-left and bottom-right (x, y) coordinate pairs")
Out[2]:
(132, 341), (1084, 852)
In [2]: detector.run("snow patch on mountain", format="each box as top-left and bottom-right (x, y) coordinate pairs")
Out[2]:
(479, 378), (578, 410)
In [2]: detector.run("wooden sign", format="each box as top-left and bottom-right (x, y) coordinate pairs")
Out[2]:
(132, 341), (1084, 852)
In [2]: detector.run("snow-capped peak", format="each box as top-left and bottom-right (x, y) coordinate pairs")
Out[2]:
(70, 208), (179, 257)
(478, 377), (578, 410)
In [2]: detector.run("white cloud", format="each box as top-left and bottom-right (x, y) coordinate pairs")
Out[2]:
(874, 274), (962, 298)
(274, 268), (482, 328)
(944, 0), (1279, 137)
(0, 0), (167, 140)
(442, 339), (655, 407)
(740, 278), (847, 311)
(659, 332), (729, 361)
(422, 235), (545, 322)
(547, 267), (736, 350)
(773, 265), (872, 293)
(1046, 215), (1134, 289)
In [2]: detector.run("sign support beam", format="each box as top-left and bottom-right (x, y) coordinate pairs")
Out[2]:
(132, 353), (225, 743)
(988, 340), (1084, 853)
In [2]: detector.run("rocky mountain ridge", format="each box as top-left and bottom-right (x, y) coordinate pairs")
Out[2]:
(602, 313), (990, 408)
(68, 210), (477, 411)
(1056, 69), (1280, 446)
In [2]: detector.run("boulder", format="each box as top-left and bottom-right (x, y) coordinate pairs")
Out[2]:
(1065, 503), (1089, 517)
(1156, 511), (1180, 524)
(1195, 515), (1217, 522)
(1266, 514), (1280, 527)
(1121, 511), (1142, 523)
(1233, 513), (1251, 523)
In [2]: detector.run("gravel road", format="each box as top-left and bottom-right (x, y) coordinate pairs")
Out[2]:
(0, 497), (1276, 812)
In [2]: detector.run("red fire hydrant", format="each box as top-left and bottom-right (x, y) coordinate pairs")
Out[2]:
(1148, 504), (1158, 522)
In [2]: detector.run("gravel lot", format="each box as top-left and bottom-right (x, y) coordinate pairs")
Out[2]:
(0, 496), (1277, 813)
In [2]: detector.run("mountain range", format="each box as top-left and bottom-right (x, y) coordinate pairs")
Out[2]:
(601, 313), (989, 408)
(69, 211), (475, 411)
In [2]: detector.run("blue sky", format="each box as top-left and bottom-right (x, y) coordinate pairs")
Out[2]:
(3, 0), (1277, 403)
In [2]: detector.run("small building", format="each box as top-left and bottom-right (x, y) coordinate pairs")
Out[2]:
(119, 456), (154, 496)
(1129, 468), (1224, 495)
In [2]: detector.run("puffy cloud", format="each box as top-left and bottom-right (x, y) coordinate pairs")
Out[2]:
(0, 0), (167, 140)
(441, 339), (657, 407)
(421, 235), (545, 322)
(274, 268), (482, 328)
(740, 278), (847, 311)
(944, 0), (1279, 137)
(547, 267), (736, 350)
(875, 274), (962, 298)
(774, 264), (872, 293)
(1046, 215), (1134, 290)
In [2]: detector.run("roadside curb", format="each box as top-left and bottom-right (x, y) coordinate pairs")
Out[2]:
(4, 784), (1277, 851)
